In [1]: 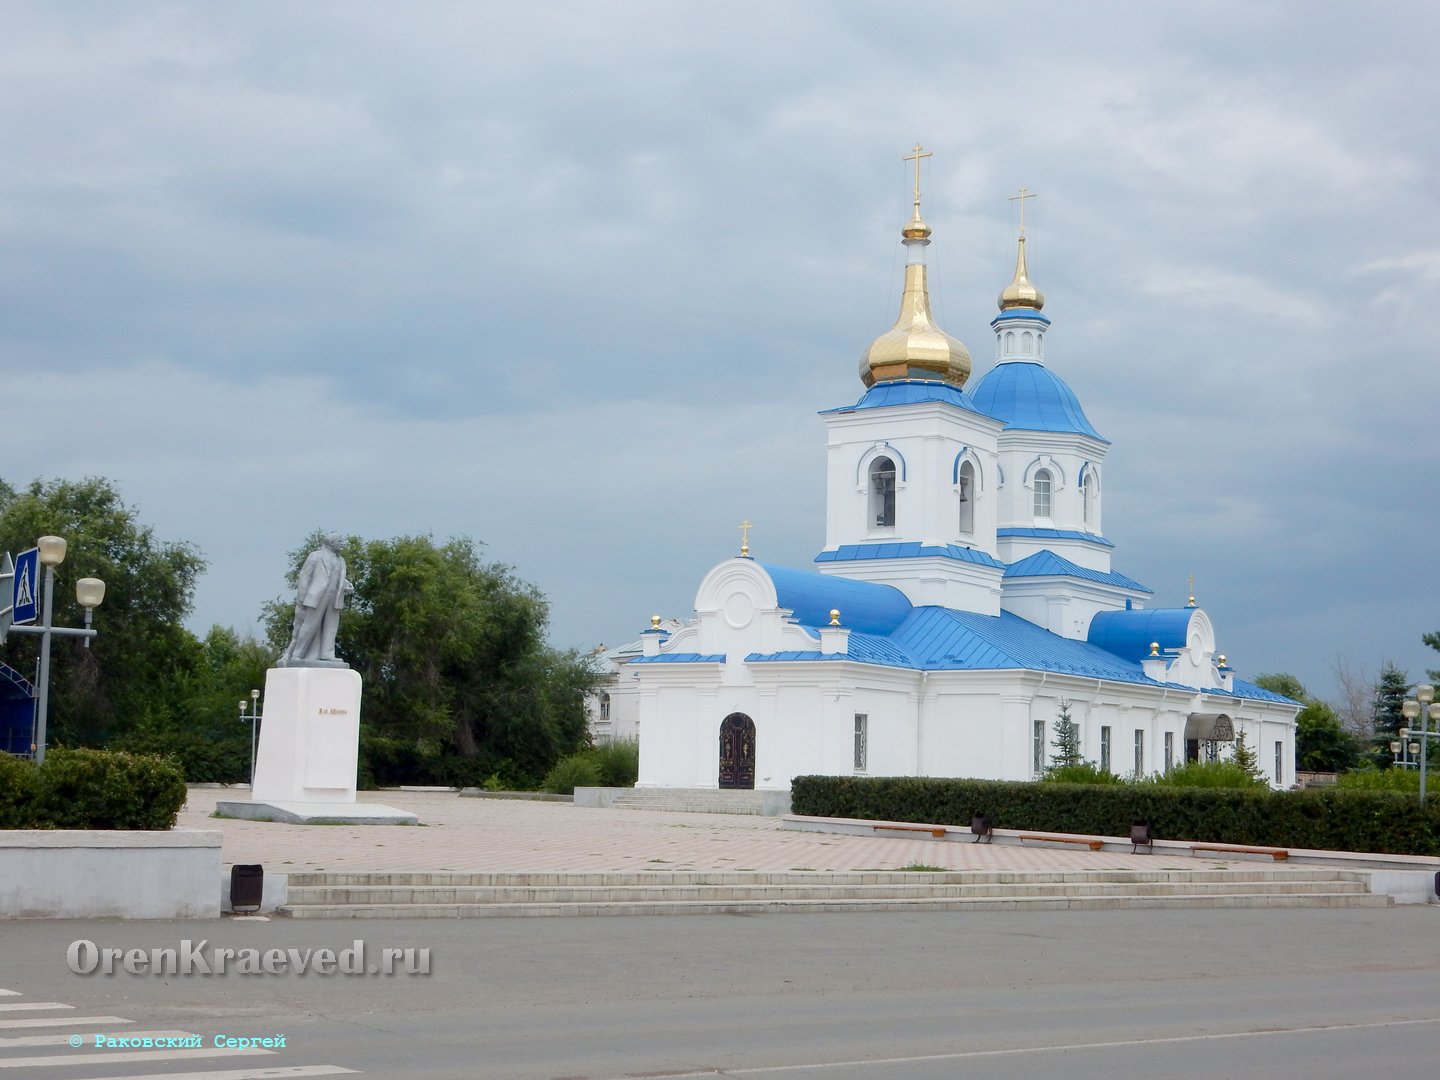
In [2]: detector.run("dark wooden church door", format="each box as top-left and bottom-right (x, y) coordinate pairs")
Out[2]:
(718, 712), (756, 789)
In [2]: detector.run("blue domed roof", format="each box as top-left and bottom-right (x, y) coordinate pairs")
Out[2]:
(969, 361), (1107, 442)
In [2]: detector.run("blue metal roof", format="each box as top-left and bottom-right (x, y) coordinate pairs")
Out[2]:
(814, 543), (1006, 570)
(760, 563), (913, 634)
(1225, 678), (1303, 706)
(1003, 550), (1153, 594)
(742, 603), (1289, 704)
(1087, 608), (1195, 662)
(629, 652), (726, 665)
(820, 380), (988, 416)
(969, 360), (1108, 442)
(990, 309), (1052, 326)
(998, 527), (1115, 550)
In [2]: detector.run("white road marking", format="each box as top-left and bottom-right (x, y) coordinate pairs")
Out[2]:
(28, 1068), (358, 1080)
(0, 992), (18, 998)
(0, 1029), (194, 1049)
(600, 1015), (1440, 1078)
(0, 1045), (272, 1069)
(0, 1016), (132, 1030)
(0, 1004), (70, 1013)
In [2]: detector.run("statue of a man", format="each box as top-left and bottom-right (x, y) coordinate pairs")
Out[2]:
(279, 532), (354, 666)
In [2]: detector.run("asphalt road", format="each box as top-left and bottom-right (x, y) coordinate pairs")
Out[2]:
(2, 907), (1437, 1079)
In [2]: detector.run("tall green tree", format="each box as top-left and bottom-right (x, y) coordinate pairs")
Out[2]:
(112, 626), (277, 782)
(0, 477), (207, 748)
(1254, 672), (1359, 773)
(1424, 630), (1440, 684)
(265, 533), (602, 787)
(1370, 661), (1411, 767)
(1049, 699), (1082, 770)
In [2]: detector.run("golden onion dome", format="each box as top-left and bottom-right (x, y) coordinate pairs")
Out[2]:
(998, 234), (1045, 311)
(900, 208), (932, 241)
(859, 260), (972, 388)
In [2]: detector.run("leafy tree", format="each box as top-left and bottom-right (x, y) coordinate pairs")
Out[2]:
(0, 477), (206, 749)
(1253, 672), (1306, 702)
(264, 533), (602, 788)
(1048, 699), (1082, 771)
(1254, 673), (1359, 773)
(112, 626), (276, 782)
(1425, 630), (1440, 684)
(1292, 700), (1359, 773)
(1370, 662), (1411, 767)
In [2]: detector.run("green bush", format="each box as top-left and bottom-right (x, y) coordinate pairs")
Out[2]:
(790, 775), (1440, 856)
(1143, 760), (1268, 789)
(0, 749), (187, 830)
(0, 754), (41, 827)
(1336, 767), (1421, 792)
(1042, 763), (1125, 785)
(541, 754), (601, 795)
(589, 738), (639, 788)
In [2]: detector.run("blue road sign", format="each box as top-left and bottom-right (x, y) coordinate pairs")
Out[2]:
(12, 548), (39, 626)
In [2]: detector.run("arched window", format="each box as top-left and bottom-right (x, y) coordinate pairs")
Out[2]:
(1004, 330), (1015, 354)
(1021, 331), (1034, 356)
(1033, 468), (1052, 519)
(869, 456), (896, 528)
(1081, 472), (1092, 527)
(957, 460), (975, 534)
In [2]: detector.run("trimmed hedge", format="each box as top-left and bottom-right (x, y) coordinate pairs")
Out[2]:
(791, 775), (1440, 857)
(0, 749), (188, 830)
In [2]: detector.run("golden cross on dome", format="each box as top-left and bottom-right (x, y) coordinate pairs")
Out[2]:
(739, 519), (753, 558)
(903, 144), (932, 214)
(1009, 186), (1038, 235)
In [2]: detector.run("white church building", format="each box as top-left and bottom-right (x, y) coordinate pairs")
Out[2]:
(630, 161), (1299, 792)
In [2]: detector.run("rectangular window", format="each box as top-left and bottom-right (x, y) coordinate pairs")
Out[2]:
(1275, 741), (1284, 786)
(1164, 731), (1174, 772)
(1100, 726), (1112, 773)
(1133, 729), (1145, 777)
(853, 714), (868, 773)
(1033, 719), (1046, 775)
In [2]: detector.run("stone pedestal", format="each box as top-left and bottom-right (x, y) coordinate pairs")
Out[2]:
(216, 666), (417, 826)
(252, 667), (361, 803)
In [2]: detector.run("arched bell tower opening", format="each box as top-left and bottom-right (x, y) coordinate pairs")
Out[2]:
(869, 456), (896, 528)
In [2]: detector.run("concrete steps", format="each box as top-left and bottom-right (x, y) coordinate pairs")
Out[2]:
(277, 869), (1391, 918)
(606, 789), (773, 815)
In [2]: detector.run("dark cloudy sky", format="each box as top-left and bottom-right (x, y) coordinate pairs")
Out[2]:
(3, 1), (1436, 701)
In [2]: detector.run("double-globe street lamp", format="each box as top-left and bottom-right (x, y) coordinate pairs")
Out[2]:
(7, 535), (105, 763)
(1398, 683), (1440, 804)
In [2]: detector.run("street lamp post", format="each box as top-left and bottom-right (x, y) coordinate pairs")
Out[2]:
(238, 689), (262, 786)
(7, 536), (105, 763)
(1400, 683), (1439, 804)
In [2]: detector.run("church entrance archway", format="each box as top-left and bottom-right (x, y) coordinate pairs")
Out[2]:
(718, 712), (756, 789)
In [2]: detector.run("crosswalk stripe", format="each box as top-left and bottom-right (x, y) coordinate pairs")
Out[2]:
(59, 1071), (360, 1077)
(56, 1068), (359, 1080)
(0, 1004), (71, 1013)
(0, 1016), (132, 1031)
(0, 1029), (195, 1049)
(0, 1045), (273, 1069)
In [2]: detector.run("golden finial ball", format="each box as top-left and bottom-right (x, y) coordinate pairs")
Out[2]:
(650, 614), (661, 629)
(1148, 641), (1160, 657)
(829, 609), (841, 626)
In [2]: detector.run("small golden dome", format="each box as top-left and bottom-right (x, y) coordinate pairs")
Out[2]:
(859, 262), (972, 387)
(901, 209), (932, 241)
(998, 234), (1045, 311)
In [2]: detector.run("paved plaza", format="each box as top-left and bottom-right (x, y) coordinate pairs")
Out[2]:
(188, 787), (1213, 875)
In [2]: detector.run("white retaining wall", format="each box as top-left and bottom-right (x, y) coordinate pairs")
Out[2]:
(0, 829), (223, 919)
